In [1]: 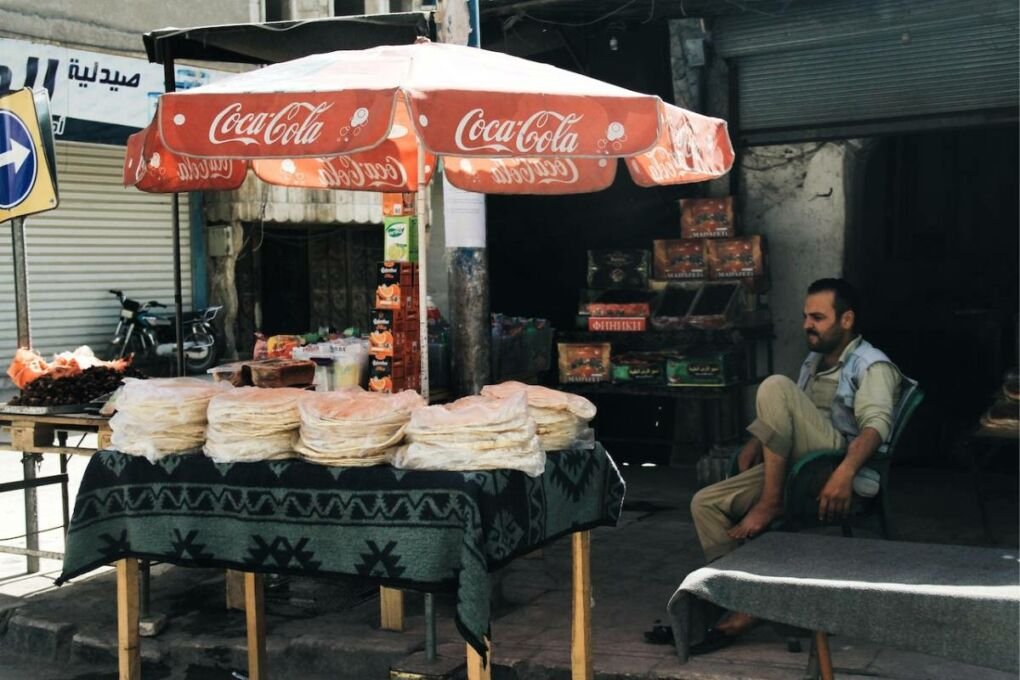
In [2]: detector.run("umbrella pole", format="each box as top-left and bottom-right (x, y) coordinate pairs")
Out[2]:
(161, 52), (185, 377)
(417, 141), (429, 401)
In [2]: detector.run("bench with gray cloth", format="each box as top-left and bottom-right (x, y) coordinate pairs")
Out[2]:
(668, 533), (1020, 675)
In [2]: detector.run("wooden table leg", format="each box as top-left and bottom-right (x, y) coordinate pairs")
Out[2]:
(466, 638), (491, 680)
(572, 531), (593, 680)
(245, 572), (267, 680)
(814, 631), (834, 680)
(380, 586), (404, 631)
(116, 558), (140, 680)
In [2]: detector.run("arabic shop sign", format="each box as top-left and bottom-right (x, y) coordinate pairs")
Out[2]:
(0, 37), (228, 145)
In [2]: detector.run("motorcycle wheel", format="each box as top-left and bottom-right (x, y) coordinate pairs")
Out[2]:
(107, 333), (146, 363)
(183, 331), (218, 374)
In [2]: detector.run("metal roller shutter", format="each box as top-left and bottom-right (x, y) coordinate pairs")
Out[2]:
(0, 142), (191, 385)
(714, 0), (1019, 144)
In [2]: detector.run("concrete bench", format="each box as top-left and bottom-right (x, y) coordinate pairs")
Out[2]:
(668, 533), (1020, 677)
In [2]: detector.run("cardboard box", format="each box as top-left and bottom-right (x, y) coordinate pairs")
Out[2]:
(666, 351), (744, 387)
(680, 197), (735, 239)
(653, 239), (707, 280)
(382, 192), (416, 217)
(586, 250), (650, 290)
(557, 343), (611, 383)
(612, 352), (665, 383)
(376, 262), (420, 310)
(588, 316), (647, 332)
(706, 236), (767, 281)
(383, 216), (419, 262)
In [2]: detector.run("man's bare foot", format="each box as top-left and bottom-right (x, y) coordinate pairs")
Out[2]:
(714, 610), (758, 635)
(727, 502), (782, 540)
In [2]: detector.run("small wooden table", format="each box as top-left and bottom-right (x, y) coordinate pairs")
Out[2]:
(0, 412), (111, 572)
(115, 531), (593, 680)
(60, 448), (623, 680)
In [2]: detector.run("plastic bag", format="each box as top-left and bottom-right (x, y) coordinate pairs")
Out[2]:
(294, 388), (425, 466)
(479, 381), (597, 451)
(395, 392), (546, 476)
(203, 387), (304, 463)
(109, 377), (230, 462)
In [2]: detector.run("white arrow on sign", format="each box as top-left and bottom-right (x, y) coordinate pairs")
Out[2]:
(0, 139), (31, 173)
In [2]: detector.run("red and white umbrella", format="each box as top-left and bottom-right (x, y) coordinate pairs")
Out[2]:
(124, 39), (735, 395)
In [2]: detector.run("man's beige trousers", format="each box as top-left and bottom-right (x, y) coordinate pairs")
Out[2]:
(690, 375), (845, 561)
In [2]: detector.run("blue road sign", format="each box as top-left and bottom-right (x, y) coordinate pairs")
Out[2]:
(0, 109), (38, 210)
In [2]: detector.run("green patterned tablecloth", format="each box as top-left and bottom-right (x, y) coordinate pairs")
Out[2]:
(58, 444), (625, 657)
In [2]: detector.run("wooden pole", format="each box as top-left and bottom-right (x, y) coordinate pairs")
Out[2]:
(571, 531), (593, 680)
(465, 638), (491, 680)
(379, 586), (405, 631)
(245, 572), (267, 680)
(116, 558), (140, 680)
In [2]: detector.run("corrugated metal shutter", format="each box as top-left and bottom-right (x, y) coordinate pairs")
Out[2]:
(0, 142), (190, 385)
(714, 0), (1019, 142)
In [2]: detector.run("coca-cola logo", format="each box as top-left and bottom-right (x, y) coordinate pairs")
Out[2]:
(177, 157), (236, 182)
(488, 158), (581, 186)
(643, 120), (722, 181)
(316, 155), (408, 189)
(454, 108), (582, 154)
(208, 102), (332, 147)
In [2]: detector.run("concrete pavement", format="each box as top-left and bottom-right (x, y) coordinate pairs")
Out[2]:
(0, 455), (1016, 679)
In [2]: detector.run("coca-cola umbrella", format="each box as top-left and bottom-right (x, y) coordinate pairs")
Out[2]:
(126, 38), (734, 395)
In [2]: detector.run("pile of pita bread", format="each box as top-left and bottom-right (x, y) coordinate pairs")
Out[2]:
(295, 389), (425, 466)
(480, 381), (596, 451)
(109, 378), (230, 462)
(393, 391), (545, 477)
(204, 387), (306, 463)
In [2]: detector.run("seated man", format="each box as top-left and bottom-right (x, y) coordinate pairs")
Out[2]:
(686, 277), (903, 653)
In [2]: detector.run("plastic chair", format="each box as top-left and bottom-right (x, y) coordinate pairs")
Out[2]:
(730, 381), (924, 538)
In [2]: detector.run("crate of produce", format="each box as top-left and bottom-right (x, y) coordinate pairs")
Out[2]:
(649, 283), (702, 331)
(686, 282), (745, 330)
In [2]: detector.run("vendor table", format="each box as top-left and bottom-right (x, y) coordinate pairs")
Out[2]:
(0, 412), (112, 571)
(668, 533), (1020, 677)
(57, 444), (625, 680)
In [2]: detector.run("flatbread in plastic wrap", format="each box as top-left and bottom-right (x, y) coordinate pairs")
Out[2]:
(204, 387), (306, 463)
(109, 378), (231, 462)
(394, 392), (545, 477)
(480, 381), (596, 451)
(295, 388), (425, 466)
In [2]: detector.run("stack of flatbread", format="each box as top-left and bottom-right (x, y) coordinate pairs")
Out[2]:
(109, 377), (231, 462)
(204, 387), (305, 463)
(393, 391), (545, 477)
(480, 381), (596, 451)
(295, 388), (425, 466)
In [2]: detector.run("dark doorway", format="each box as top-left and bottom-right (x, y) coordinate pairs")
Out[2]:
(260, 227), (311, 336)
(845, 125), (1019, 463)
(233, 223), (384, 356)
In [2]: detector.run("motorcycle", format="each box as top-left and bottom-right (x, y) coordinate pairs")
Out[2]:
(107, 289), (222, 374)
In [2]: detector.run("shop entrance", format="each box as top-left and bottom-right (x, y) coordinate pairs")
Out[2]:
(234, 223), (384, 356)
(845, 124), (1019, 462)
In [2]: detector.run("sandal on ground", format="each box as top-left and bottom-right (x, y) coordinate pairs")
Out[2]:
(643, 621), (674, 645)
